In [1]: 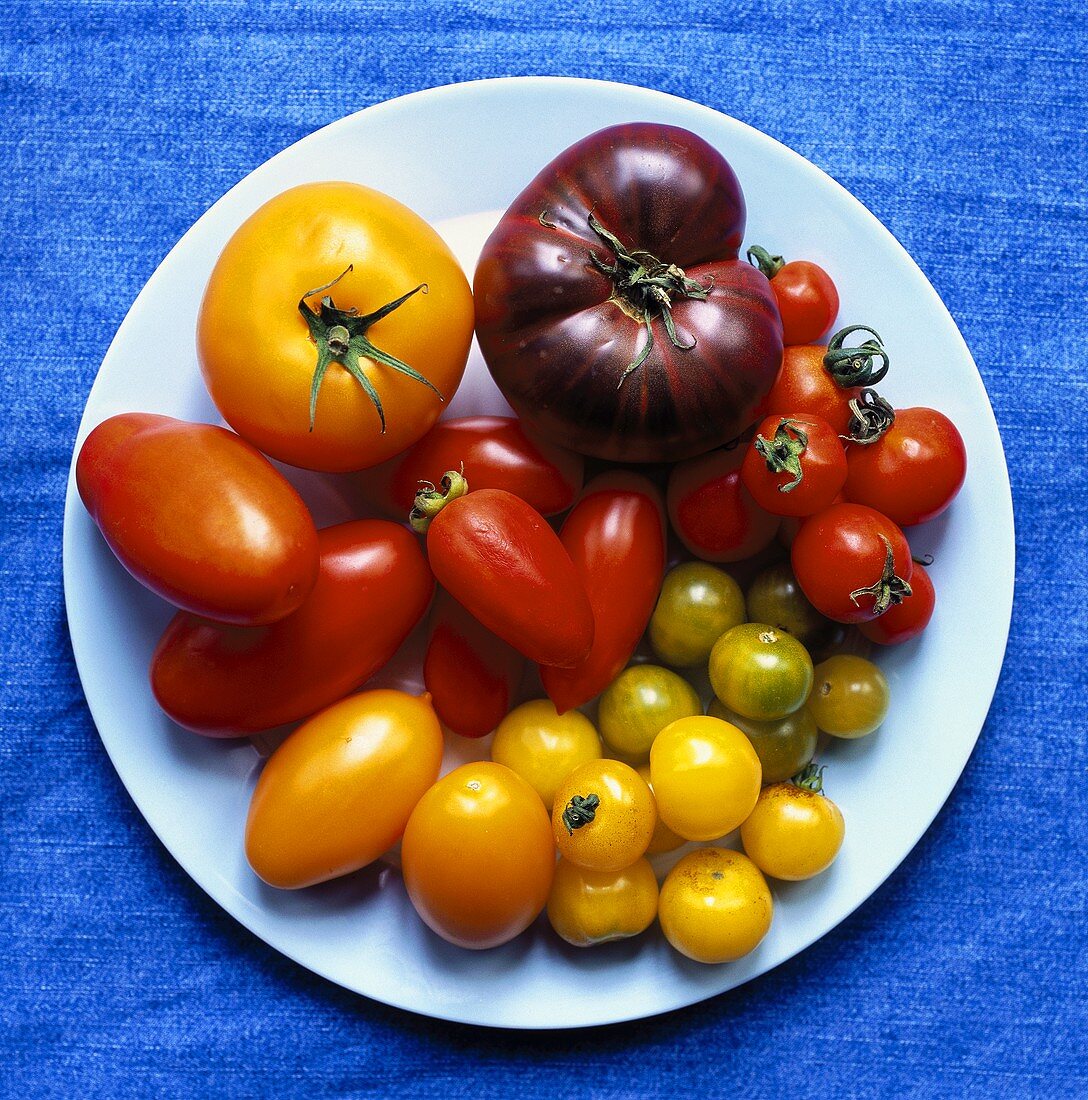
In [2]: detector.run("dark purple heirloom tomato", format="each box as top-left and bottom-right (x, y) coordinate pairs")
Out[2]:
(474, 123), (783, 463)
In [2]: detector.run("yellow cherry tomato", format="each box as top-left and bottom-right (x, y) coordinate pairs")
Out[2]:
(245, 689), (443, 889)
(808, 654), (890, 738)
(649, 716), (762, 842)
(490, 698), (602, 809)
(658, 847), (773, 963)
(636, 764), (686, 855)
(709, 623), (814, 721)
(552, 759), (656, 872)
(546, 857), (659, 947)
(597, 664), (702, 762)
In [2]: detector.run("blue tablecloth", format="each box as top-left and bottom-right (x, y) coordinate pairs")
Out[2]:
(3, 2), (1084, 1095)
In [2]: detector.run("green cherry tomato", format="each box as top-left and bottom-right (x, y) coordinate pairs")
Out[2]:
(709, 623), (814, 721)
(597, 664), (702, 762)
(707, 698), (818, 784)
(808, 654), (889, 738)
(649, 562), (745, 668)
(745, 562), (828, 648)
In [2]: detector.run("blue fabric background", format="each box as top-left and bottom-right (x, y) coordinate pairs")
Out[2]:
(2, 1), (1085, 1096)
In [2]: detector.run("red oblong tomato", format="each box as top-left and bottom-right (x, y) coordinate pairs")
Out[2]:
(151, 520), (434, 736)
(423, 589), (525, 738)
(76, 413), (319, 625)
(541, 473), (666, 714)
(860, 561), (936, 644)
(668, 444), (780, 562)
(359, 415), (584, 518)
(759, 345), (863, 436)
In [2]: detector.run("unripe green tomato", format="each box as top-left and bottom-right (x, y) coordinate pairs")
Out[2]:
(707, 698), (818, 784)
(808, 654), (889, 738)
(649, 562), (745, 667)
(597, 664), (701, 762)
(709, 623), (814, 721)
(745, 562), (827, 648)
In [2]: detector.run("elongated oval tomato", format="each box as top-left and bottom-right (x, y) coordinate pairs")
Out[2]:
(359, 415), (584, 518)
(245, 690), (443, 889)
(76, 413), (319, 625)
(541, 473), (666, 713)
(151, 520), (434, 736)
(413, 474), (594, 668)
(423, 589), (525, 738)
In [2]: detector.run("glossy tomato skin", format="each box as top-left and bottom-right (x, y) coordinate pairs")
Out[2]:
(860, 562), (936, 645)
(844, 407), (967, 526)
(742, 413), (848, 518)
(245, 690), (443, 889)
(771, 261), (839, 346)
(541, 473), (666, 713)
(475, 123), (782, 462)
(425, 488), (594, 668)
(740, 778), (845, 881)
(198, 182), (474, 472)
(359, 415), (584, 518)
(759, 345), (862, 435)
(423, 589), (525, 738)
(151, 520), (434, 736)
(667, 444), (781, 562)
(401, 762), (555, 950)
(76, 413), (319, 626)
(546, 857), (659, 947)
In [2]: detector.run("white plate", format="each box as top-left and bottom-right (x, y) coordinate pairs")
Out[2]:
(62, 77), (1014, 1029)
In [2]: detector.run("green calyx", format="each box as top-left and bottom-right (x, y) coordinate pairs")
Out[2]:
(823, 325), (890, 388)
(842, 388), (896, 445)
(561, 793), (601, 836)
(746, 244), (786, 279)
(754, 418), (809, 492)
(793, 762), (826, 793)
(298, 265), (442, 434)
(409, 468), (469, 534)
(849, 535), (913, 616)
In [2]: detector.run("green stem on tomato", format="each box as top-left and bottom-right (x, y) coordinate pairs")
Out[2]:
(841, 389), (896, 445)
(746, 244), (785, 279)
(849, 535), (913, 616)
(561, 792), (600, 836)
(754, 418), (809, 492)
(823, 325), (890, 388)
(409, 468), (469, 534)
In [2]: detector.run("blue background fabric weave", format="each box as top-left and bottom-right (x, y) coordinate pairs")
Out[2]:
(2, 1), (1085, 1096)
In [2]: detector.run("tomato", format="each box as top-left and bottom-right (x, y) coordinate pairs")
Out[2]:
(740, 765), (845, 880)
(546, 857), (659, 947)
(475, 123), (783, 462)
(402, 762), (554, 949)
(649, 716), (762, 841)
(151, 520), (433, 736)
(423, 590), (524, 739)
(245, 690), (442, 889)
(76, 413), (319, 625)
(552, 759), (656, 873)
(760, 345), (862, 436)
(413, 471), (593, 668)
(198, 182), (474, 472)
(741, 414), (848, 518)
(744, 561), (828, 648)
(667, 444), (781, 562)
(597, 664), (702, 762)
(490, 699), (602, 809)
(706, 699), (818, 785)
(709, 623), (814, 721)
(658, 848), (773, 963)
(747, 246), (839, 346)
(636, 764), (687, 855)
(541, 474), (666, 713)
(358, 415), (584, 518)
(860, 562), (936, 645)
(844, 407), (967, 526)
(649, 561), (746, 668)
(791, 503), (913, 624)
(808, 654), (890, 738)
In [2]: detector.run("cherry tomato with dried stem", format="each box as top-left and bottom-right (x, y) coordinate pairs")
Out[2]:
(597, 664), (702, 763)
(547, 857), (659, 947)
(860, 562), (936, 645)
(742, 413), (848, 518)
(707, 699), (818, 785)
(808, 654), (890, 738)
(709, 623), (814, 722)
(747, 246), (839, 346)
(649, 561), (746, 668)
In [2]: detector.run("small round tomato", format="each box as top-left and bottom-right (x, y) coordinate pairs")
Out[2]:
(706, 699), (818, 785)
(546, 857), (659, 947)
(742, 414), (847, 518)
(401, 762), (555, 950)
(747, 247), (839, 346)
(760, 344), (862, 436)
(649, 716), (762, 841)
(844, 407), (966, 527)
(808, 654), (890, 738)
(597, 665), (702, 762)
(792, 503), (913, 624)
(745, 561), (828, 648)
(245, 690), (443, 889)
(709, 623), (814, 721)
(649, 562), (746, 668)
(636, 764), (687, 855)
(741, 765), (845, 880)
(490, 699), (602, 809)
(658, 848), (773, 964)
(860, 562), (936, 645)
(552, 759), (656, 873)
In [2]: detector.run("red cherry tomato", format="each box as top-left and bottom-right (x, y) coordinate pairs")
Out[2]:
(413, 473), (594, 668)
(844, 407), (967, 527)
(541, 473), (666, 714)
(860, 562), (935, 644)
(741, 414), (848, 518)
(76, 413), (319, 625)
(791, 503), (913, 624)
(667, 444), (780, 562)
(359, 415), (584, 518)
(760, 345), (863, 435)
(423, 589), (525, 738)
(151, 520), (434, 736)
(748, 247), (839, 346)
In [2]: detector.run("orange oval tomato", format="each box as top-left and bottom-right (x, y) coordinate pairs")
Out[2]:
(198, 182), (474, 472)
(245, 690), (443, 889)
(401, 762), (555, 949)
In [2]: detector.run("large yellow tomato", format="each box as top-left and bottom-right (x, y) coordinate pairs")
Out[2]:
(198, 182), (474, 472)
(546, 857), (659, 947)
(245, 690), (443, 889)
